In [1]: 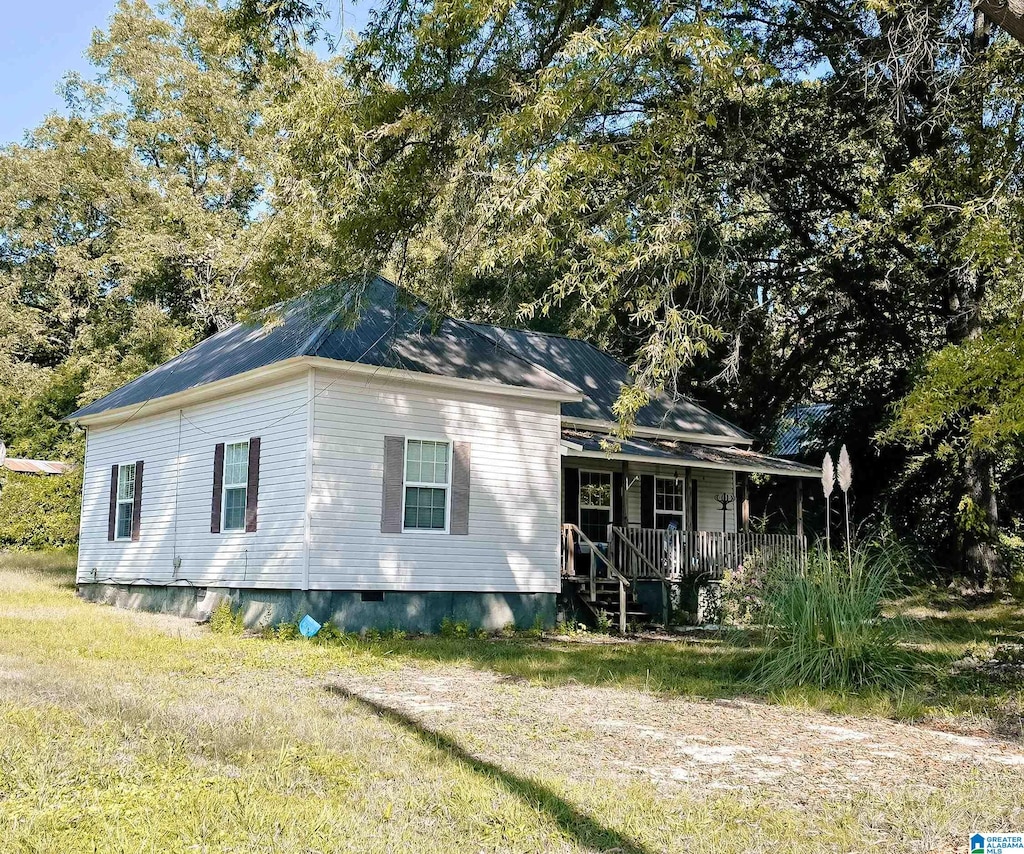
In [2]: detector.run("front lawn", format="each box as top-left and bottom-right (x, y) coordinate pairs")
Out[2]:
(0, 551), (1021, 853)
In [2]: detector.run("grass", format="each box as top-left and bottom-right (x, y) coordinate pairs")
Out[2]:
(0, 551), (1022, 852)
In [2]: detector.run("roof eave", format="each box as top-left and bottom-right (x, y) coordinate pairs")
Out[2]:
(561, 417), (754, 447)
(69, 356), (583, 427)
(561, 446), (821, 478)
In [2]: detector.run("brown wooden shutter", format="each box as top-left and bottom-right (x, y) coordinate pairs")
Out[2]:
(211, 443), (225, 534)
(381, 436), (405, 533)
(131, 460), (144, 541)
(563, 467), (579, 525)
(689, 480), (699, 531)
(450, 441), (471, 535)
(612, 471), (624, 527)
(107, 465), (118, 541)
(245, 437), (261, 533)
(640, 474), (655, 529)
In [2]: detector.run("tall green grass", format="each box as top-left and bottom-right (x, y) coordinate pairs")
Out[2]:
(748, 542), (922, 691)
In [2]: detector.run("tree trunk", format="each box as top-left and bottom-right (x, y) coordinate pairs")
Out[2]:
(950, 14), (1005, 584)
(964, 449), (1001, 586)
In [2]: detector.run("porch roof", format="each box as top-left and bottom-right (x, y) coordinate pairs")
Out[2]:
(560, 429), (821, 478)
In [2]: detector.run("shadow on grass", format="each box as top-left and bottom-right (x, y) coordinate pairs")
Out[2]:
(379, 635), (759, 699)
(327, 684), (660, 854)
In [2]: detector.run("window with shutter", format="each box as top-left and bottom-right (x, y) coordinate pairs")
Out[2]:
(114, 463), (136, 541)
(221, 440), (249, 532)
(212, 438), (259, 534)
(403, 439), (451, 531)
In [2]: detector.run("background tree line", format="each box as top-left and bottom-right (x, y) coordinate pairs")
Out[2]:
(2, 0), (1024, 585)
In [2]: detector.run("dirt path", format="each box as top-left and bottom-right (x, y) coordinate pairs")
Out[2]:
(333, 664), (1024, 807)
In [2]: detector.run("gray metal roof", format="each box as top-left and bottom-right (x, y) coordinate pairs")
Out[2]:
(69, 277), (576, 420)
(773, 403), (831, 457)
(465, 323), (752, 442)
(562, 430), (821, 477)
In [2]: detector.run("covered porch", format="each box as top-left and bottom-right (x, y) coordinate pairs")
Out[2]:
(559, 429), (821, 629)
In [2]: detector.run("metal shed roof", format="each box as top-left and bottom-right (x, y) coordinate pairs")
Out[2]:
(2, 458), (69, 475)
(465, 323), (752, 442)
(773, 403), (832, 457)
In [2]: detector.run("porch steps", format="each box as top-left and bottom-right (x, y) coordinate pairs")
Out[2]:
(566, 578), (654, 628)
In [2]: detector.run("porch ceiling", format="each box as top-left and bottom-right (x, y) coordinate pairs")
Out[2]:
(561, 429), (821, 478)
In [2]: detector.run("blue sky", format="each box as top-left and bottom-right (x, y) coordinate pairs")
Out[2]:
(0, 1), (371, 147)
(1, 0), (117, 145)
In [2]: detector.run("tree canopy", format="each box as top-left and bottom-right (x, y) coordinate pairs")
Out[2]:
(3, 0), (1024, 580)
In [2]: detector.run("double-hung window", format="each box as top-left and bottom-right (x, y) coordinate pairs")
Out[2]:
(654, 477), (685, 530)
(222, 440), (250, 532)
(403, 439), (450, 531)
(579, 470), (613, 542)
(115, 463), (136, 540)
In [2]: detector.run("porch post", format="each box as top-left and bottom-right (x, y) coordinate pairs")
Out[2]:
(620, 461), (629, 527)
(741, 474), (750, 534)
(796, 479), (804, 541)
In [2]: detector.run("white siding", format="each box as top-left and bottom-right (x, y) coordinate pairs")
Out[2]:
(562, 458), (738, 533)
(309, 371), (563, 593)
(77, 375), (309, 588)
(693, 469), (737, 533)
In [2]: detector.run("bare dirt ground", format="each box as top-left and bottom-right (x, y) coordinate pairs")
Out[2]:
(333, 664), (1024, 808)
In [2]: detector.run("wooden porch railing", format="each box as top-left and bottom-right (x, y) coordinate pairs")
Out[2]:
(609, 527), (807, 580)
(561, 523), (631, 633)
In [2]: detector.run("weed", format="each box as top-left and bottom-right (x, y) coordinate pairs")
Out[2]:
(439, 617), (470, 638)
(209, 599), (245, 635)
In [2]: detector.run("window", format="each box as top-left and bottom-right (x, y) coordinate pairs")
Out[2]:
(222, 441), (249, 532)
(579, 470), (612, 542)
(655, 477), (685, 530)
(403, 439), (450, 530)
(115, 463), (136, 540)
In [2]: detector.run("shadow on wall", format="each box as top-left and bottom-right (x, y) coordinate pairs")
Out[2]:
(326, 684), (658, 854)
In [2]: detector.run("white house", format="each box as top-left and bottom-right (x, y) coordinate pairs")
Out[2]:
(70, 276), (818, 632)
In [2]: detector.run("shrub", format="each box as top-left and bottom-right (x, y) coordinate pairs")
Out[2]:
(747, 542), (921, 691)
(316, 622), (344, 643)
(0, 469), (82, 550)
(209, 599), (245, 635)
(439, 617), (470, 638)
(272, 621), (302, 640)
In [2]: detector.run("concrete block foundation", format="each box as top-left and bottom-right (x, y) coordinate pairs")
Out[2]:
(77, 583), (556, 634)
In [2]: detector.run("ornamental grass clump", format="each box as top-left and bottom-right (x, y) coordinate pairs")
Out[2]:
(748, 542), (921, 691)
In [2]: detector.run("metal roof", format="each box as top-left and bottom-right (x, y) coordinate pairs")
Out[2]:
(773, 403), (831, 457)
(3, 458), (69, 475)
(561, 430), (821, 478)
(465, 323), (752, 442)
(69, 277), (577, 420)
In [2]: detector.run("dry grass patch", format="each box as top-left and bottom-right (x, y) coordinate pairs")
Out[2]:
(0, 552), (1022, 852)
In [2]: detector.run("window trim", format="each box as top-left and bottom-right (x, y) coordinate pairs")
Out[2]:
(578, 469), (614, 542)
(114, 462), (136, 542)
(653, 476), (685, 530)
(402, 436), (452, 534)
(221, 439), (250, 533)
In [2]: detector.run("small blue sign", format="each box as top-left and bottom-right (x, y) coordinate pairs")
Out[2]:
(298, 614), (322, 638)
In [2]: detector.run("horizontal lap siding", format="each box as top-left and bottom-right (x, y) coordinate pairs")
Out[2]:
(77, 376), (308, 588)
(562, 458), (737, 532)
(694, 469), (737, 533)
(310, 374), (563, 593)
